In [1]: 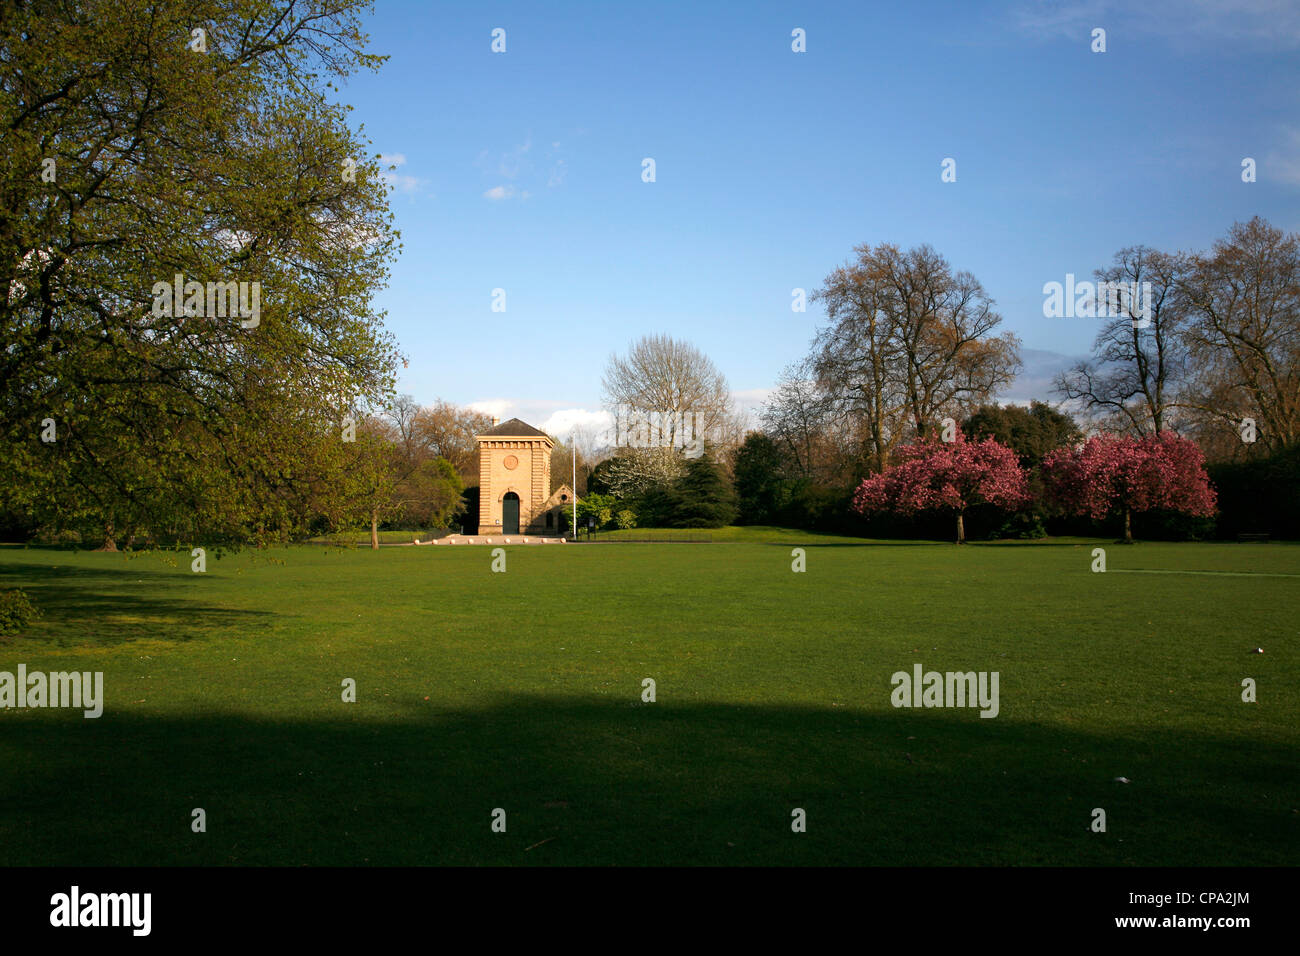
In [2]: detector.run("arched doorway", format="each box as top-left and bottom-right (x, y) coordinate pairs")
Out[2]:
(502, 492), (520, 535)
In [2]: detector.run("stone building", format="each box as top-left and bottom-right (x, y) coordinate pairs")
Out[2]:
(474, 417), (574, 535)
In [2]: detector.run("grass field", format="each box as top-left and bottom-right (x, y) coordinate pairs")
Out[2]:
(0, 532), (1296, 866)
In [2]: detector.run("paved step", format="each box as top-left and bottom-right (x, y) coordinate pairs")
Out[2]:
(422, 534), (568, 546)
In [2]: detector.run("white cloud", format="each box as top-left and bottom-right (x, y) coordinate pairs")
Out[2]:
(467, 401), (611, 442)
(377, 153), (427, 195)
(483, 185), (516, 201)
(467, 398), (515, 420)
(730, 387), (773, 412)
(540, 408), (612, 437)
(387, 175), (426, 194)
(1009, 0), (1107, 39)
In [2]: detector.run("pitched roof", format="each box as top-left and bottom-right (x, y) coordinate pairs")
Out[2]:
(478, 417), (550, 439)
(540, 484), (575, 507)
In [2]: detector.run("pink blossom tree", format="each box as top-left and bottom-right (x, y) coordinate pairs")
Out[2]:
(852, 434), (1029, 543)
(1041, 431), (1216, 543)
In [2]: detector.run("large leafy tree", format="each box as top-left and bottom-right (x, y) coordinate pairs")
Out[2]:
(852, 434), (1028, 543)
(549, 437), (588, 496)
(1042, 432), (1216, 543)
(0, 0), (400, 547)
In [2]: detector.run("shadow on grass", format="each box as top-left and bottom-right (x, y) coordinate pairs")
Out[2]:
(0, 560), (269, 648)
(0, 559), (190, 582)
(0, 696), (1293, 866)
(759, 540), (952, 548)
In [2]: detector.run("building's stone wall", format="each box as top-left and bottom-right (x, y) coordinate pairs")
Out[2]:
(475, 432), (555, 535)
(536, 485), (576, 534)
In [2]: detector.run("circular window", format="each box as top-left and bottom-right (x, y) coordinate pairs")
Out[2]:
(503, 454), (519, 470)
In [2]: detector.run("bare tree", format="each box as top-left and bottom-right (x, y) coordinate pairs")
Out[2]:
(809, 242), (1020, 471)
(1054, 247), (1193, 435)
(549, 438), (590, 495)
(412, 399), (493, 482)
(561, 422), (604, 462)
(761, 361), (861, 484)
(372, 396), (442, 546)
(385, 395), (425, 466)
(881, 244), (1021, 437)
(602, 334), (734, 449)
(1178, 217), (1300, 454)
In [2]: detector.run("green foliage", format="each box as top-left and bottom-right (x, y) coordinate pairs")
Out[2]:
(458, 486), (480, 534)
(732, 433), (798, 524)
(664, 454), (738, 528)
(577, 492), (618, 529)
(586, 458), (617, 496)
(784, 481), (854, 531)
(961, 402), (1082, 469)
(0, 589), (41, 637)
(988, 512), (1048, 540)
(958, 402), (1082, 538)
(1207, 444), (1300, 539)
(0, 1), (400, 549)
(629, 486), (675, 528)
(614, 509), (637, 530)
(396, 457), (465, 530)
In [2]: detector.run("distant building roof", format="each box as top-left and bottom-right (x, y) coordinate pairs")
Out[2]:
(477, 417), (551, 439)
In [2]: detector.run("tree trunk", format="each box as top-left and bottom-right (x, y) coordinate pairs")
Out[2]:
(1123, 506), (1133, 544)
(956, 511), (965, 544)
(370, 511), (379, 550)
(95, 522), (117, 552)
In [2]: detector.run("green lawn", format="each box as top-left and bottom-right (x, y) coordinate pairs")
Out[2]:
(0, 535), (1296, 866)
(306, 529), (443, 545)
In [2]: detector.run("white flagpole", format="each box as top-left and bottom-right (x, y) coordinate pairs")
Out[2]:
(571, 430), (577, 539)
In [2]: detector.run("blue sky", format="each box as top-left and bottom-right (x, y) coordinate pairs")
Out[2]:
(340, 0), (1300, 437)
